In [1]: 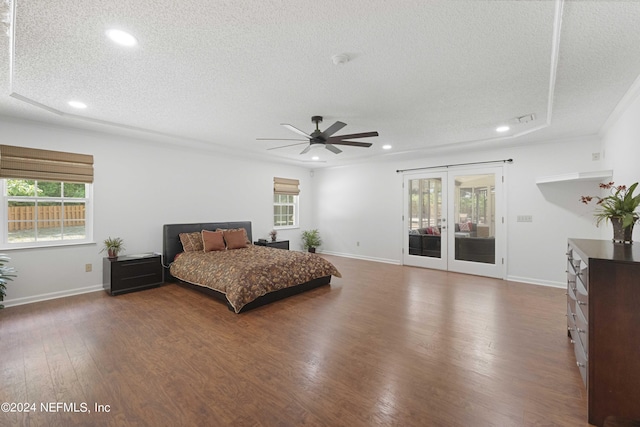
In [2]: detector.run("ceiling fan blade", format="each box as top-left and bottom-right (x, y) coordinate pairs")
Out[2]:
(267, 142), (308, 150)
(282, 124), (312, 138)
(328, 131), (379, 141)
(330, 141), (373, 148)
(257, 138), (307, 141)
(300, 145), (312, 154)
(320, 121), (347, 139)
(325, 144), (342, 154)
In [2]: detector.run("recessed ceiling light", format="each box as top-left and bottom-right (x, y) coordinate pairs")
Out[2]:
(312, 156), (320, 161)
(496, 125), (510, 133)
(331, 54), (349, 65)
(68, 101), (87, 109)
(382, 144), (392, 150)
(106, 29), (137, 47)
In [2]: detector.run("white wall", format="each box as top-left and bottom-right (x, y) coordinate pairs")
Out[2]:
(4, 84), (639, 306)
(312, 135), (605, 287)
(602, 90), (640, 242)
(1, 117), (312, 306)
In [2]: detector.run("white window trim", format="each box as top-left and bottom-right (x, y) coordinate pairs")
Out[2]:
(1, 180), (94, 250)
(273, 194), (299, 229)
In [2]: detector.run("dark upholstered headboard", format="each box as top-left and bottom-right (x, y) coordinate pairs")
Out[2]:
(162, 221), (252, 281)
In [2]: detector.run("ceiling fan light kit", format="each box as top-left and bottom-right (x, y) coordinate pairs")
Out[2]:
(260, 115), (379, 155)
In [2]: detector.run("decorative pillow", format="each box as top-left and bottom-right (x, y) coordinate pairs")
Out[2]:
(431, 226), (441, 236)
(202, 230), (226, 252)
(179, 232), (204, 252)
(216, 228), (250, 245)
(223, 229), (248, 249)
(459, 222), (472, 232)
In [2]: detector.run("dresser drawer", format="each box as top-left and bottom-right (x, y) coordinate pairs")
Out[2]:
(112, 258), (160, 277)
(567, 293), (577, 325)
(575, 279), (588, 321)
(567, 302), (577, 333)
(575, 305), (588, 352)
(577, 263), (588, 291)
(572, 328), (588, 388)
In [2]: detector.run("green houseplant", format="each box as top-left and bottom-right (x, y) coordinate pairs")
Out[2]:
(301, 229), (322, 253)
(0, 254), (17, 309)
(581, 181), (640, 243)
(101, 237), (125, 258)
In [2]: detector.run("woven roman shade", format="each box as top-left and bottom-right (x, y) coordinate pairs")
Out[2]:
(273, 177), (300, 196)
(0, 145), (94, 183)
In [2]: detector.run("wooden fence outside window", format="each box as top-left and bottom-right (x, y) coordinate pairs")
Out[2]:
(7, 205), (86, 231)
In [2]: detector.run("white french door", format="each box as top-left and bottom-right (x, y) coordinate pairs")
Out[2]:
(403, 172), (448, 270)
(403, 166), (505, 279)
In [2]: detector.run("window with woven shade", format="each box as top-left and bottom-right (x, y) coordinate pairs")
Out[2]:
(273, 177), (299, 228)
(1, 145), (94, 248)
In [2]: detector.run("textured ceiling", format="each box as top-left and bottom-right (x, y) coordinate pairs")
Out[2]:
(1, 0), (640, 166)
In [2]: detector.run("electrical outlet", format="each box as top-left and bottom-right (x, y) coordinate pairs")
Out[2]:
(517, 215), (533, 222)
(85, 263), (92, 272)
(592, 152), (601, 161)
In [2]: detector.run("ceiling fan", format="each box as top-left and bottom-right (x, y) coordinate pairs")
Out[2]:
(258, 115), (379, 154)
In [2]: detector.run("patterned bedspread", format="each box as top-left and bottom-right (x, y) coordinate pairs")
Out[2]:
(170, 245), (341, 312)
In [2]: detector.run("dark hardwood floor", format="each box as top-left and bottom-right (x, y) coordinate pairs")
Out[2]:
(0, 255), (589, 426)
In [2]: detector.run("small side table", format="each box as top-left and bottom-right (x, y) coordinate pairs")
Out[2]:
(103, 253), (163, 295)
(253, 240), (290, 250)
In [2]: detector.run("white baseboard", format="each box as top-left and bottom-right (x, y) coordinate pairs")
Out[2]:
(320, 250), (401, 265)
(2, 284), (104, 308)
(506, 275), (565, 289)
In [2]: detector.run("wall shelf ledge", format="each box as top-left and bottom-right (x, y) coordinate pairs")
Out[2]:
(536, 170), (613, 184)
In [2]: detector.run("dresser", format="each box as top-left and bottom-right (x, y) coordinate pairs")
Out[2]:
(566, 239), (640, 426)
(103, 254), (163, 295)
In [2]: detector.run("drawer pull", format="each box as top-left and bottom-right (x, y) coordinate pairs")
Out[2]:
(577, 301), (586, 306)
(567, 326), (574, 331)
(577, 362), (585, 368)
(577, 328), (585, 333)
(571, 287), (577, 292)
(570, 339), (576, 344)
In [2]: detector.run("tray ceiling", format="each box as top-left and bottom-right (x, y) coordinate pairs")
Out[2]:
(1, 0), (639, 166)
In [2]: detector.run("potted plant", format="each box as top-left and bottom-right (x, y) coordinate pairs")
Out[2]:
(269, 229), (278, 242)
(301, 229), (322, 253)
(581, 181), (640, 243)
(101, 237), (125, 258)
(0, 254), (17, 309)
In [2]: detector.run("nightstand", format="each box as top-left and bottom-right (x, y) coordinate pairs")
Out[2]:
(103, 254), (163, 295)
(253, 240), (290, 250)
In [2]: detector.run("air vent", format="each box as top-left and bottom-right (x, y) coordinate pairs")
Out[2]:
(510, 113), (536, 124)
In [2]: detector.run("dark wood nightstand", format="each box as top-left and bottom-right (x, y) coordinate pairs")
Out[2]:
(253, 240), (290, 250)
(103, 254), (163, 295)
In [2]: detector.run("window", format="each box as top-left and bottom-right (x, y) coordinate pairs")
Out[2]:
(0, 145), (94, 248)
(2, 179), (92, 246)
(273, 193), (298, 227)
(273, 177), (299, 228)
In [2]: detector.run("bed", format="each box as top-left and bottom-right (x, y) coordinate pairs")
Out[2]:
(163, 221), (341, 313)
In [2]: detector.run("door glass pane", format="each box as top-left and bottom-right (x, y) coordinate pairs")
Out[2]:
(408, 178), (442, 258)
(453, 174), (495, 264)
